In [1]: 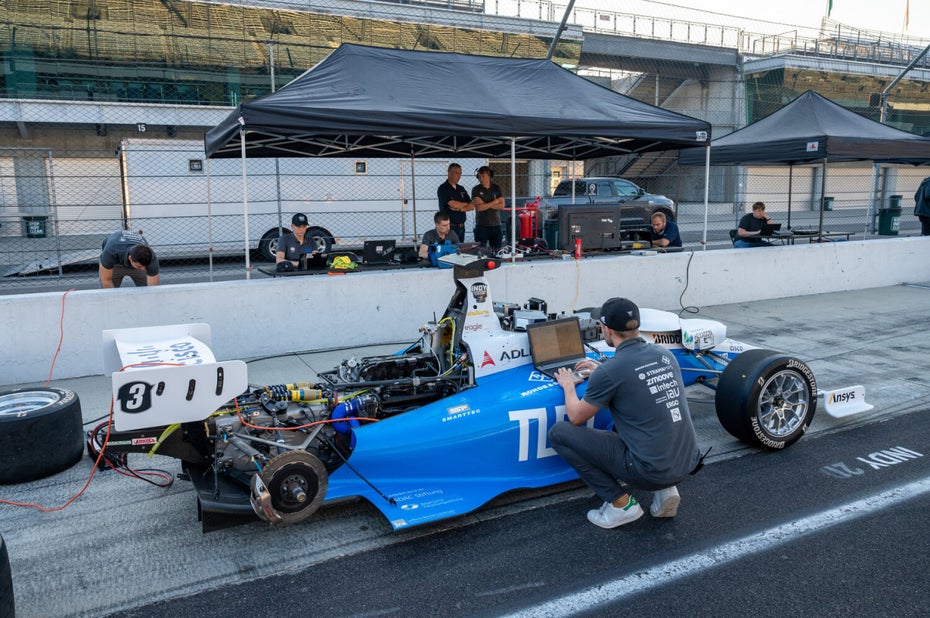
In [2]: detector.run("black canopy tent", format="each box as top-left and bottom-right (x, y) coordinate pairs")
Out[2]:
(678, 90), (930, 234)
(203, 43), (712, 269)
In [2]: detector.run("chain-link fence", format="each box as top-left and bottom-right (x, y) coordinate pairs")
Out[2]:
(2, 137), (925, 295)
(2, 0), (929, 295)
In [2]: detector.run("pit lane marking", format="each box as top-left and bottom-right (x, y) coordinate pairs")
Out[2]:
(500, 475), (930, 618)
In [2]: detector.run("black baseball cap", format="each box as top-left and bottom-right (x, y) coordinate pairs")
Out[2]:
(292, 213), (309, 226)
(591, 297), (640, 332)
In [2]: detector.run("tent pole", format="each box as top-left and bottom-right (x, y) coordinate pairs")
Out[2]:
(546, 0), (577, 61)
(787, 165), (793, 230)
(206, 157), (214, 282)
(817, 158), (827, 239)
(866, 163), (879, 235)
(241, 129), (251, 279)
(510, 138), (516, 263)
(410, 151), (418, 244)
(702, 145), (710, 250)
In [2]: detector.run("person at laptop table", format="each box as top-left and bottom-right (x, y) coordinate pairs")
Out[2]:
(276, 213), (322, 269)
(418, 212), (461, 261)
(548, 297), (703, 529)
(734, 201), (775, 247)
(649, 211), (682, 248)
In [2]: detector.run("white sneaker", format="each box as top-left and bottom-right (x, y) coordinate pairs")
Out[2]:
(586, 496), (643, 529)
(650, 486), (680, 518)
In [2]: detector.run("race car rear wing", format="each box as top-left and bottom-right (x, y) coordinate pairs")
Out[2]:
(102, 323), (248, 431)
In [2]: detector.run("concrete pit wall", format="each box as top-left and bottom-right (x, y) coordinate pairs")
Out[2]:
(2, 237), (929, 386)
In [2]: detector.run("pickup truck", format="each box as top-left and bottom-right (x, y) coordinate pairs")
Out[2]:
(543, 177), (675, 225)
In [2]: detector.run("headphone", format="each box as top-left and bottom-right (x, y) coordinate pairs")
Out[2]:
(475, 166), (493, 179)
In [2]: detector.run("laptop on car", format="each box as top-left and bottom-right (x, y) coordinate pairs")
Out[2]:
(362, 240), (396, 264)
(526, 317), (589, 380)
(760, 223), (782, 236)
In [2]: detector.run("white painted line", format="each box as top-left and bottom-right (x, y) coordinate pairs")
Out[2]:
(500, 476), (930, 618)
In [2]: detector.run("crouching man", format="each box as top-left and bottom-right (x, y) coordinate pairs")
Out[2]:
(549, 297), (703, 529)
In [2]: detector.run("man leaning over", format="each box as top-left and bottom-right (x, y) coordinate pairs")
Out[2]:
(99, 230), (159, 288)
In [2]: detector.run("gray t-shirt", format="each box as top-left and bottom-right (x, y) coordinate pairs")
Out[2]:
(472, 182), (503, 228)
(420, 228), (460, 246)
(278, 231), (317, 263)
(99, 230), (159, 276)
(582, 336), (700, 485)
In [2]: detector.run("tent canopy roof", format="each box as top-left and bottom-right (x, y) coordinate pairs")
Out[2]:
(678, 89), (930, 166)
(205, 43), (711, 160)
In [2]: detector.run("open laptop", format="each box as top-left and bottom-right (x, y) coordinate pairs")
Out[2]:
(362, 239), (396, 264)
(760, 223), (782, 236)
(526, 317), (589, 380)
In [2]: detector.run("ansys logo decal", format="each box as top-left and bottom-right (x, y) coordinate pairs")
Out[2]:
(480, 351), (496, 368)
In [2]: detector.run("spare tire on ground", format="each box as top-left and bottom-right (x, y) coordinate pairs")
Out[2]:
(0, 387), (84, 484)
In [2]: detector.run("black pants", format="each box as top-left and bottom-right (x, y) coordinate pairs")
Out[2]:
(474, 225), (502, 251)
(920, 215), (930, 236)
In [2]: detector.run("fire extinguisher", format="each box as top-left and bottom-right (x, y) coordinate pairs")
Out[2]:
(574, 238), (582, 259)
(518, 210), (532, 239)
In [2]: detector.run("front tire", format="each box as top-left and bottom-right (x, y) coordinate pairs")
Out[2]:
(0, 387), (84, 484)
(715, 349), (817, 449)
(305, 227), (333, 254)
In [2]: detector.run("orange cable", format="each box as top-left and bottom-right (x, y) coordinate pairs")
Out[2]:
(1, 361), (183, 512)
(44, 288), (75, 386)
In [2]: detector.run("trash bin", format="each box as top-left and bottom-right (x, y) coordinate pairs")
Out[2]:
(878, 199), (902, 236)
(821, 196), (834, 211)
(23, 215), (48, 238)
(544, 218), (559, 250)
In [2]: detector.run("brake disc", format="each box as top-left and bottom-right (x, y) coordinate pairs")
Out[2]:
(249, 450), (328, 525)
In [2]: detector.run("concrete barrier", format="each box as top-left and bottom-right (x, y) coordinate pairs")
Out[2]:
(2, 237), (929, 386)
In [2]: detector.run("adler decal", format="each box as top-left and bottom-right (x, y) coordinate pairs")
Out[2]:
(500, 349), (530, 361)
(480, 351), (496, 368)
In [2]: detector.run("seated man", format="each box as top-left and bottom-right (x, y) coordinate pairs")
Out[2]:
(419, 211), (461, 261)
(276, 213), (322, 268)
(734, 201), (774, 248)
(649, 212), (682, 248)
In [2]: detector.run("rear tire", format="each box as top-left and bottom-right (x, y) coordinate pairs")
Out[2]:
(715, 349), (817, 449)
(0, 387), (84, 484)
(258, 228), (288, 262)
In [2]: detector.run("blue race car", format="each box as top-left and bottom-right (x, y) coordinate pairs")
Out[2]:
(95, 253), (863, 532)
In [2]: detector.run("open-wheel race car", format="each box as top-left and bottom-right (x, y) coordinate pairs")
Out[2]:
(92, 253), (870, 532)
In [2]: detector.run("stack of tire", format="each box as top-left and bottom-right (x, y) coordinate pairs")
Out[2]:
(1, 386), (84, 617)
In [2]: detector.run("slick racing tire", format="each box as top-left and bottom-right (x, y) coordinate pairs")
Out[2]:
(0, 387), (84, 484)
(0, 533), (13, 618)
(715, 349), (817, 449)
